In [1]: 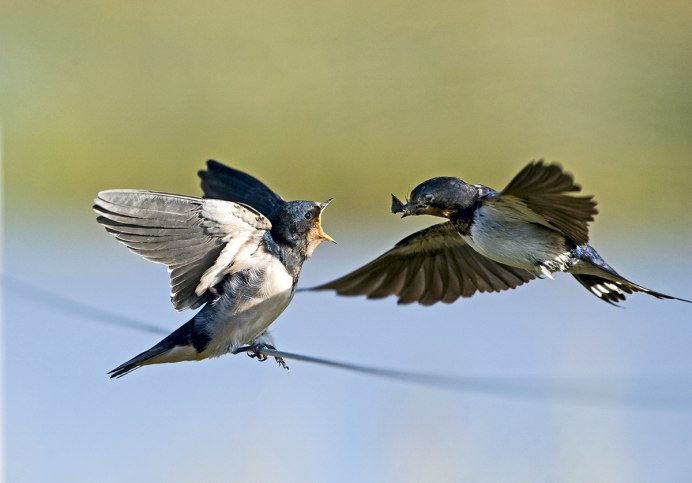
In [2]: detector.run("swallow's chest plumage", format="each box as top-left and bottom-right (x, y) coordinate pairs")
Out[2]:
(199, 252), (296, 356)
(462, 202), (571, 273)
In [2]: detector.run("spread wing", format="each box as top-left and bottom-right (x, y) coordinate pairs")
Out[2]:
(198, 160), (285, 220)
(494, 160), (598, 245)
(310, 222), (535, 305)
(94, 190), (272, 311)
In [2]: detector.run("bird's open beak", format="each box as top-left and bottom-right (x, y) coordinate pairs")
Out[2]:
(317, 198), (337, 244)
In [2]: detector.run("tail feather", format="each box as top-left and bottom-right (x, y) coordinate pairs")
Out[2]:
(108, 319), (198, 378)
(571, 244), (690, 305)
(108, 344), (173, 378)
(572, 273), (690, 306)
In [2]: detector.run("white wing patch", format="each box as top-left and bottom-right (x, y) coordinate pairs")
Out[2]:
(195, 199), (273, 294)
(94, 190), (273, 310)
(201, 199), (271, 232)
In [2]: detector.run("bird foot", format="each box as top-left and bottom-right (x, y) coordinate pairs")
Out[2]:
(245, 343), (270, 361)
(244, 343), (290, 371)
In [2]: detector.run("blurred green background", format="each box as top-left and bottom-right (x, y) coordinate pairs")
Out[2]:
(3, 0), (691, 220)
(3, 2), (692, 483)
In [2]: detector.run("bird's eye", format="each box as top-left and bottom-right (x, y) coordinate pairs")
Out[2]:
(304, 212), (313, 220)
(423, 194), (434, 202)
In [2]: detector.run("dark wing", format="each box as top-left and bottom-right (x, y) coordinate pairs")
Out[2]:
(94, 190), (271, 311)
(310, 222), (535, 305)
(494, 160), (598, 245)
(198, 160), (285, 219)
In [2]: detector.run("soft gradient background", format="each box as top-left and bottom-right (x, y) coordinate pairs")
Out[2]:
(3, 1), (692, 482)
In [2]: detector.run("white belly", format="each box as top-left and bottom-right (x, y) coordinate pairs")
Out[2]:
(202, 258), (295, 357)
(465, 203), (570, 273)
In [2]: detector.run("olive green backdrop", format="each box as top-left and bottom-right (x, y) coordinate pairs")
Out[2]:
(3, 2), (692, 483)
(3, 1), (691, 220)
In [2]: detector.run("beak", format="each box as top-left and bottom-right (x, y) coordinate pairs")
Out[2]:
(319, 198), (334, 210)
(316, 198), (337, 244)
(391, 194), (412, 218)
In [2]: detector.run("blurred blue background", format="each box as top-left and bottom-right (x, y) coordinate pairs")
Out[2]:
(3, 1), (692, 482)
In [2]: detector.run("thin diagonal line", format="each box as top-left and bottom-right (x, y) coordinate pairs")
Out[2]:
(5, 274), (692, 412)
(3, 274), (168, 335)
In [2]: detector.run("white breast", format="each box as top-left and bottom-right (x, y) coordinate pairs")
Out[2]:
(202, 254), (295, 357)
(464, 203), (570, 273)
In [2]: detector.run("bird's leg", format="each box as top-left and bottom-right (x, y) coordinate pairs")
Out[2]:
(231, 344), (266, 359)
(246, 343), (290, 370)
(246, 343), (269, 361)
(252, 331), (288, 370)
(233, 332), (290, 371)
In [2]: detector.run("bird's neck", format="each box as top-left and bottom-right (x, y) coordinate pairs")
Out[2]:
(264, 232), (306, 280)
(449, 204), (479, 235)
(438, 184), (480, 234)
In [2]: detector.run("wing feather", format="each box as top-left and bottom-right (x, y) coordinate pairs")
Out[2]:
(94, 190), (271, 311)
(311, 222), (535, 305)
(198, 160), (285, 220)
(496, 160), (598, 245)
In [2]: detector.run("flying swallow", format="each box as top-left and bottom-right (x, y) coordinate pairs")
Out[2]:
(308, 161), (689, 306)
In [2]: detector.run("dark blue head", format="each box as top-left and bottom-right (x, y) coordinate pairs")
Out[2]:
(272, 199), (336, 257)
(391, 176), (479, 218)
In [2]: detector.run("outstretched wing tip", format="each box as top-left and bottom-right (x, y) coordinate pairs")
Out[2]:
(197, 159), (284, 216)
(94, 191), (269, 311)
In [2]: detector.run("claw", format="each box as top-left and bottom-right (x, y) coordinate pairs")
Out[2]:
(234, 343), (289, 371)
(246, 343), (270, 361)
(275, 356), (290, 372)
(261, 343), (290, 371)
(246, 349), (268, 361)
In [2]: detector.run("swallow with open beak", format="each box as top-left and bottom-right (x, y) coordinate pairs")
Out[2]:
(310, 160), (690, 306)
(94, 160), (335, 377)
